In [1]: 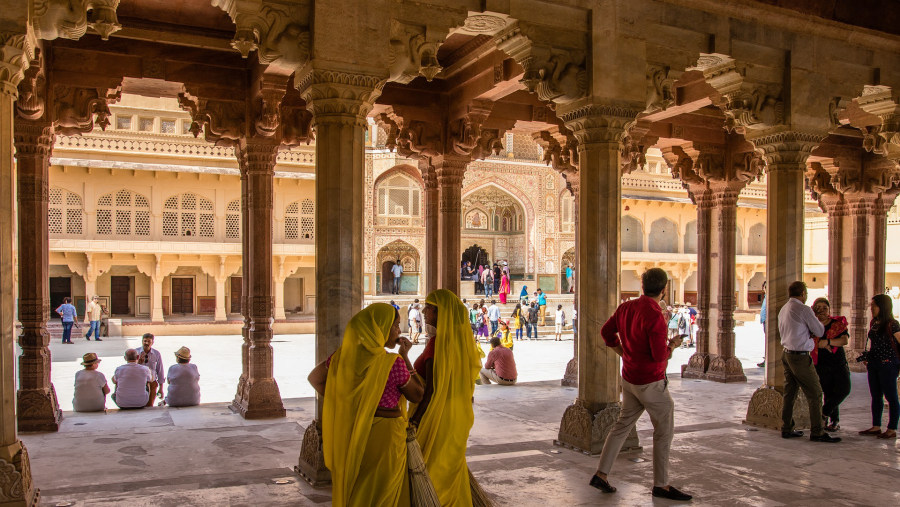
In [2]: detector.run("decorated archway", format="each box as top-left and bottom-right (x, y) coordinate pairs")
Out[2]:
(375, 240), (421, 295)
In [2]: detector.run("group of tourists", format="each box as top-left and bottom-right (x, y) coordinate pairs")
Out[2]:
(463, 261), (514, 304)
(55, 295), (107, 344)
(72, 333), (201, 412)
(467, 299), (548, 342)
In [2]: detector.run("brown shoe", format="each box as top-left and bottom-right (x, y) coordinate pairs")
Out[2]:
(877, 430), (897, 439)
(858, 427), (882, 436)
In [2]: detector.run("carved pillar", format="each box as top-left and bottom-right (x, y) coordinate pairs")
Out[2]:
(274, 256), (287, 321)
(745, 131), (823, 430)
(0, 29), (40, 506)
(706, 190), (747, 383)
(555, 105), (640, 454)
(683, 193), (714, 378)
(14, 115), (61, 431)
(232, 140), (284, 420)
(295, 67), (384, 486)
(822, 196), (847, 315)
(150, 274), (163, 323)
(562, 182), (579, 388)
(214, 276), (227, 322)
(737, 268), (749, 312)
(233, 170), (250, 408)
(434, 154), (468, 295)
(422, 161), (439, 296)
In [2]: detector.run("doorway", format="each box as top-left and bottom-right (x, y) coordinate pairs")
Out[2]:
(230, 276), (242, 314)
(49, 277), (71, 319)
(171, 277), (194, 314)
(381, 261), (395, 295)
(110, 276), (133, 315)
(461, 244), (489, 274)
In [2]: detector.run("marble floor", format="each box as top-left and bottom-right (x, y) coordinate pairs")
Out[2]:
(21, 367), (900, 506)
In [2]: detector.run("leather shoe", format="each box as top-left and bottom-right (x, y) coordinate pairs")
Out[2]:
(589, 474), (616, 493)
(810, 433), (841, 443)
(652, 486), (692, 501)
(781, 430), (803, 438)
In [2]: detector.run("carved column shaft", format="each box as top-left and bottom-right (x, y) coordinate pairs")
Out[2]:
(823, 198), (847, 317)
(562, 185), (579, 387)
(421, 161), (439, 296)
(848, 198), (876, 355)
(232, 140), (284, 419)
(233, 170), (250, 408)
(683, 193), (714, 378)
(434, 154), (468, 295)
(14, 119), (62, 431)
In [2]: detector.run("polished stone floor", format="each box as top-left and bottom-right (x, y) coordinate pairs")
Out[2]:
(22, 366), (900, 506)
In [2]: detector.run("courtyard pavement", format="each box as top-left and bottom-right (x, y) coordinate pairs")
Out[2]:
(19, 322), (900, 505)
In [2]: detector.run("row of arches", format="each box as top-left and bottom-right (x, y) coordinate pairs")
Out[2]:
(622, 216), (766, 255)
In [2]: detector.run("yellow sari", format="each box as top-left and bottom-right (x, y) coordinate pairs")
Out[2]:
(323, 303), (409, 507)
(412, 289), (482, 506)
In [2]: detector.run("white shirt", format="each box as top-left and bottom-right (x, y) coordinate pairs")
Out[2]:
(555, 309), (565, 324)
(488, 304), (501, 321)
(134, 347), (165, 385)
(165, 363), (201, 407)
(391, 264), (403, 277)
(73, 369), (108, 412)
(778, 297), (825, 351)
(112, 362), (153, 408)
(408, 308), (420, 322)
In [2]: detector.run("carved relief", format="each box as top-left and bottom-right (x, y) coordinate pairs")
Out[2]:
(53, 85), (120, 136)
(178, 92), (245, 146)
(15, 53), (46, 121)
(389, 21), (442, 84)
(32, 0), (122, 41)
(213, 0), (310, 70)
(520, 48), (588, 104)
(646, 65), (675, 112)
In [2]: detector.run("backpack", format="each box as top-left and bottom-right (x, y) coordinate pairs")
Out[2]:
(668, 314), (680, 330)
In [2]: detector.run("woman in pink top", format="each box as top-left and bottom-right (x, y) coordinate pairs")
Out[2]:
(499, 272), (511, 304)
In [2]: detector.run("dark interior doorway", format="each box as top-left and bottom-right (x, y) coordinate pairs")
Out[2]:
(171, 278), (194, 314)
(380, 261), (395, 294)
(230, 276), (242, 314)
(49, 277), (71, 319)
(461, 244), (490, 273)
(110, 276), (133, 315)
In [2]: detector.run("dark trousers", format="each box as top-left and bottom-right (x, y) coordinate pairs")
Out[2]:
(490, 320), (498, 336)
(867, 361), (900, 430)
(782, 352), (824, 436)
(61, 321), (73, 343)
(392, 277), (401, 294)
(816, 363), (851, 423)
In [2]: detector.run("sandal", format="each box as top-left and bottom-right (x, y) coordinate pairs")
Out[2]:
(877, 430), (897, 439)
(858, 427), (882, 435)
(824, 422), (840, 432)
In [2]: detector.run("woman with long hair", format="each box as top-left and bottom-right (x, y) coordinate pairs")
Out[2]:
(307, 303), (424, 506)
(858, 294), (900, 439)
(810, 297), (851, 431)
(511, 304), (524, 341)
(410, 289), (482, 506)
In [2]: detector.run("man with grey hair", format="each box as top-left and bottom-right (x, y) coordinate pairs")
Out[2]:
(84, 295), (104, 341)
(111, 349), (153, 409)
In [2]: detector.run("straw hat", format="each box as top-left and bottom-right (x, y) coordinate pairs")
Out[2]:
(174, 346), (191, 361)
(81, 352), (101, 366)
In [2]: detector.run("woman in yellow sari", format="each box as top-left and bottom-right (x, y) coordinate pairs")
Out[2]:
(410, 289), (482, 506)
(308, 303), (424, 506)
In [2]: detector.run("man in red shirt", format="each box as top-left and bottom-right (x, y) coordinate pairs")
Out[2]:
(479, 337), (517, 385)
(589, 268), (692, 502)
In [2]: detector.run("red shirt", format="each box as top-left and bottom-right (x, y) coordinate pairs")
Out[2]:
(600, 295), (670, 385)
(484, 346), (517, 380)
(413, 337), (436, 372)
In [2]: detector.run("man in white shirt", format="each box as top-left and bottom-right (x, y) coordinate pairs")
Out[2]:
(778, 281), (840, 443)
(391, 259), (403, 295)
(487, 300), (501, 336)
(83, 295), (104, 341)
(111, 349), (153, 409)
(134, 333), (165, 406)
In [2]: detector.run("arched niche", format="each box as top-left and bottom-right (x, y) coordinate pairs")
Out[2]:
(649, 217), (678, 253)
(622, 215), (643, 252)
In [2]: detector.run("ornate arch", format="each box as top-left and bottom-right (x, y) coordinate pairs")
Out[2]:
(376, 239), (421, 272)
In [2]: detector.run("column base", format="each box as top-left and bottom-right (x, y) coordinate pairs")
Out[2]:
(295, 421), (331, 487)
(16, 385), (62, 432)
(743, 385), (810, 430)
(847, 350), (867, 373)
(231, 374), (247, 409)
(0, 442), (39, 506)
(561, 357), (578, 387)
(230, 378), (285, 419)
(555, 400), (640, 455)
(705, 356), (747, 383)
(680, 352), (710, 379)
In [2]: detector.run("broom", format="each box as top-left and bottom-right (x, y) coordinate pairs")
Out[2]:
(407, 425), (440, 507)
(469, 467), (494, 507)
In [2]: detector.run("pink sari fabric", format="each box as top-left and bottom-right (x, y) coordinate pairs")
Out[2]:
(810, 315), (848, 365)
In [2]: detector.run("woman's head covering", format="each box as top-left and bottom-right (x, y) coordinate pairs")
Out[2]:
(520, 286), (528, 297)
(415, 289), (481, 505)
(323, 303), (400, 506)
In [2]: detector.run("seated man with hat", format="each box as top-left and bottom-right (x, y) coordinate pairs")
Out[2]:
(165, 346), (201, 407)
(111, 349), (153, 409)
(73, 352), (110, 412)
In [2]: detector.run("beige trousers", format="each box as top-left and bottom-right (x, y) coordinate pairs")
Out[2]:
(479, 368), (516, 386)
(597, 378), (674, 487)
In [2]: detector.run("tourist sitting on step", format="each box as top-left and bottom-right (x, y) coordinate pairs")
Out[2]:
(73, 352), (109, 412)
(492, 320), (513, 350)
(307, 303), (423, 505)
(165, 347), (201, 408)
(111, 349), (154, 409)
(479, 336), (517, 386)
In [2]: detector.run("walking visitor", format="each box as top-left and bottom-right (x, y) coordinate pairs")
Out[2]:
(84, 295), (104, 341)
(55, 297), (78, 344)
(499, 271), (510, 304)
(537, 289), (547, 326)
(527, 302), (539, 340)
(554, 304), (566, 341)
(487, 300), (501, 336)
(511, 304), (524, 341)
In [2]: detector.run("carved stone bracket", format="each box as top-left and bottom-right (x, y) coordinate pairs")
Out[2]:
(621, 121), (658, 175)
(178, 91), (245, 146)
(749, 130), (825, 171)
(389, 20), (443, 83)
(212, 0), (311, 71)
(31, 0), (122, 41)
(744, 386), (811, 431)
(53, 84), (120, 136)
(451, 100), (504, 161)
(295, 421), (331, 487)
(646, 65), (677, 113)
(840, 85), (900, 162)
(0, 32), (36, 97)
(534, 128), (578, 193)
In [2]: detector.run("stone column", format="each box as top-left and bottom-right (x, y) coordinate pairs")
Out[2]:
(232, 171), (250, 409)
(232, 140), (284, 419)
(434, 154), (468, 295)
(562, 183), (579, 388)
(14, 113), (62, 431)
(0, 30), (39, 505)
(736, 268), (749, 311)
(150, 258), (164, 323)
(214, 276), (227, 322)
(556, 105), (639, 453)
(295, 67), (384, 486)
(822, 197), (847, 318)
(745, 131), (822, 430)
(682, 192), (714, 378)
(274, 277), (287, 321)
(706, 190), (747, 383)
(421, 160), (439, 296)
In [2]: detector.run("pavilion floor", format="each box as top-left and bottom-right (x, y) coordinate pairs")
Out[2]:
(21, 369), (900, 506)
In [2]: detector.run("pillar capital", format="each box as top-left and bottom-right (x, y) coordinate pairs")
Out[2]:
(0, 31), (34, 98)
(296, 66), (386, 124)
(748, 129), (825, 171)
(556, 101), (640, 146)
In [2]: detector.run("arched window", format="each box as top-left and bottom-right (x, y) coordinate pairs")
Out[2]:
(163, 193), (214, 238)
(49, 187), (83, 235)
(684, 220), (697, 254)
(225, 199), (241, 239)
(622, 215), (643, 252)
(735, 225), (743, 255)
(649, 218), (678, 253)
(376, 172), (421, 226)
(560, 192), (574, 233)
(285, 198), (315, 240)
(749, 223), (766, 256)
(96, 189), (150, 237)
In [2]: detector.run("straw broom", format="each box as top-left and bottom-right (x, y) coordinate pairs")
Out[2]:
(469, 467), (494, 507)
(407, 425), (440, 507)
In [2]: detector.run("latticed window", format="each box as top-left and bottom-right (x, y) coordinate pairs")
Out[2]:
(49, 188), (84, 235)
(96, 189), (150, 237)
(163, 193), (214, 238)
(560, 193), (574, 233)
(285, 198), (315, 240)
(376, 172), (422, 227)
(225, 199), (241, 239)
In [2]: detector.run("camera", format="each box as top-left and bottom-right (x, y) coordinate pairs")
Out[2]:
(855, 351), (869, 363)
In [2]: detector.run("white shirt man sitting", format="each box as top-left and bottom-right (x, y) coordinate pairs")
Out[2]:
(165, 346), (201, 407)
(111, 349), (153, 409)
